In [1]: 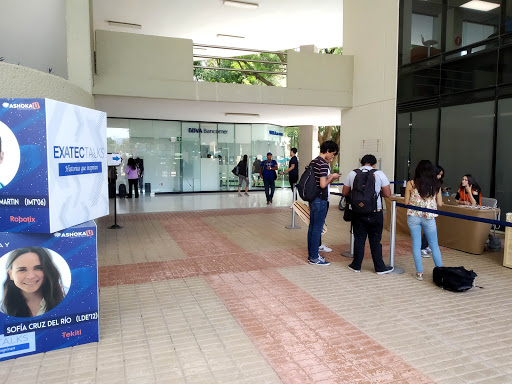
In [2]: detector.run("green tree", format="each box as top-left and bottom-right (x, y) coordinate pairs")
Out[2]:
(194, 52), (287, 86)
(318, 126), (340, 171)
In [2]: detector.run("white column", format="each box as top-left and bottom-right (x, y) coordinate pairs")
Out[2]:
(66, 0), (94, 94)
(298, 125), (319, 175)
(341, 0), (399, 179)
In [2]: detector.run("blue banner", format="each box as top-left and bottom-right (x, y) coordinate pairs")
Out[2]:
(58, 162), (102, 176)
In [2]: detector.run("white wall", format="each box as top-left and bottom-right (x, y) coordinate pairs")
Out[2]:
(93, 30), (353, 109)
(0, 63), (94, 108)
(0, 0), (68, 79)
(341, 0), (399, 179)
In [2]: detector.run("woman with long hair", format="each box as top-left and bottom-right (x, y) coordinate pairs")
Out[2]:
(421, 164), (445, 256)
(237, 154), (249, 197)
(125, 157), (139, 198)
(456, 174), (481, 206)
(404, 160), (443, 281)
(2, 247), (65, 317)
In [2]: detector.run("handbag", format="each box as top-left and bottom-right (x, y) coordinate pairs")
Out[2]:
(231, 165), (239, 176)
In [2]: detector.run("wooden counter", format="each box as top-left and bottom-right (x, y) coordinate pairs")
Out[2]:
(384, 196), (499, 255)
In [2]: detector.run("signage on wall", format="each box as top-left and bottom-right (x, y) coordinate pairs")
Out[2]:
(188, 128), (227, 134)
(269, 130), (283, 136)
(455, 36), (462, 46)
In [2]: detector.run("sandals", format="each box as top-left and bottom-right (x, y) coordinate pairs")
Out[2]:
(415, 272), (424, 281)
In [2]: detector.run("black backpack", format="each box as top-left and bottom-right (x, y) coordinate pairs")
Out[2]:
(296, 163), (318, 202)
(433, 266), (477, 292)
(118, 183), (127, 198)
(350, 169), (378, 214)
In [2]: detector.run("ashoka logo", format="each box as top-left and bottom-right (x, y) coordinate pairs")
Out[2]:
(2, 103), (8, 108)
(54, 232), (62, 237)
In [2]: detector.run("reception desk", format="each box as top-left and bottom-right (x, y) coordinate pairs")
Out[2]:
(384, 196), (499, 255)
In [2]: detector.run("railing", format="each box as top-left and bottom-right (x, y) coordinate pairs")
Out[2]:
(193, 44), (287, 87)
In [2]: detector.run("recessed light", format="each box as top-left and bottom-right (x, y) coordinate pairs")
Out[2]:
(217, 34), (245, 39)
(107, 20), (142, 29)
(223, 0), (259, 9)
(460, 1), (500, 11)
(225, 113), (260, 117)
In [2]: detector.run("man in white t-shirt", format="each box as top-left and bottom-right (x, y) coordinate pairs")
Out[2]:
(342, 154), (393, 274)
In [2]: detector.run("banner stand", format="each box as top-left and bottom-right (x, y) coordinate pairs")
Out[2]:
(108, 197), (123, 230)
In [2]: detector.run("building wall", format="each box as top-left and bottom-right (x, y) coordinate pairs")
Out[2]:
(341, 0), (399, 179)
(0, 63), (94, 109)
(93, 30), (353, 109)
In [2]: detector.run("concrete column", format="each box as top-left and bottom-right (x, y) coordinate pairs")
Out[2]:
(446, 8), (463, 51)
(298, 125), (319, 175)
(66, 0), (94, 95)
(300, 45), (319, 53)
(341, 0), (399, 179)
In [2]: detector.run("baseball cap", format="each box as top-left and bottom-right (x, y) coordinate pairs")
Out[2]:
(266, 152), (272, 156)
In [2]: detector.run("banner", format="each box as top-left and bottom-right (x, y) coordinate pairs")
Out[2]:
(0, 99), (108, 233)
(0, 221), (98, 361)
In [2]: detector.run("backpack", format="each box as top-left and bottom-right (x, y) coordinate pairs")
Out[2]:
(433, 266), (477, 292)
(350, 168), (378, 214)
(118, 183), (127, 198)
(296, 163), (318, 202)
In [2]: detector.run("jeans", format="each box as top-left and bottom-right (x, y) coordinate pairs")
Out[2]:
(407, 215), (443, 273)
(308, 198), (327, 260)
(263, 178), (275, 202)
(350, 211), (387, 272)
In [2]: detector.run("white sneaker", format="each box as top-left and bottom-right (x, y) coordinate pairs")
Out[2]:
(421, 249), (430, 258)
(426, 246), (432, 254)
(318, 244), (332, 252)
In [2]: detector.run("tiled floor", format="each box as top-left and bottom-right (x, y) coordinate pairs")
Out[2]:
(1, 191), (512, 384)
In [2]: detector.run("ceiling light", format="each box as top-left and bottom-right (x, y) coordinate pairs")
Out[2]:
(107, 20), (142, 29)
(217, 34), (245, 39)
(225, 113), (260, 117)
(460, 1), (500, 11)
(223, 0), (259, 9)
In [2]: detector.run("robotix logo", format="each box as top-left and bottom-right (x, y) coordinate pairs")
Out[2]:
(10, 216), (36, 223)
(54, 230), (94, 238)
(2, 102), (40, 110)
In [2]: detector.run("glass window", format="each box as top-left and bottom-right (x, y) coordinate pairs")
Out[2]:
(401, 0), (443, 65)
(498, 44), (512, 85)
(446, 0), (500, 52)
(410, 109), (439, 172)
(495, 98), (512, 215)
(395, 113), (411, 192)
(438, 101), (494, 197)
(505, 0), (512, 33)
(398, 59), (441, 102)
(441, 50), (497, 94)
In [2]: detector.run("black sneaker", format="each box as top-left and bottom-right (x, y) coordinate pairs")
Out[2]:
(376, 266), (394, 275)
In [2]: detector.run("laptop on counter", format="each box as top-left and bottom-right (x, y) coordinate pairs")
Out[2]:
(442, 195), (457, 205)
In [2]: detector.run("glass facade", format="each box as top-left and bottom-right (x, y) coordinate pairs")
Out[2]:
(397, 0), (512, 215)
(107, 118), (288, 193)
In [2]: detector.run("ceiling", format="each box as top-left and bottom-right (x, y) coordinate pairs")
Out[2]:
(95, 96), (342, 126)
(93, 0), (343, 52)
(92, 0), (344, 126)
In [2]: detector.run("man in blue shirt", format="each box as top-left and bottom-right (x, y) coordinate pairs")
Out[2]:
(260, 152), (278, 205)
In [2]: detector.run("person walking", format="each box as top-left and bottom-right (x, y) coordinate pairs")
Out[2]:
(237, 155), (250, 197)
(404, 160), (443, 281)
(342, 154), (393, 274)
(125, 158), (139, 198)
(260, 152), (278, 205)
(307, 141), (340, 265)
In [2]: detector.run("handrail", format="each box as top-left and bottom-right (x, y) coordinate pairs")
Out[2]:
(193, 54), (286, 66)
(194, 43), (287, 55)
(193, 66), (286, 75)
